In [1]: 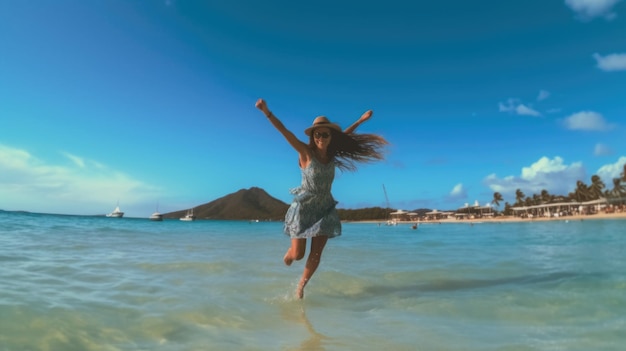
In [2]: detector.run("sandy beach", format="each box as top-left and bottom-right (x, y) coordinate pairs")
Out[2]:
(351, 211), (626, 225)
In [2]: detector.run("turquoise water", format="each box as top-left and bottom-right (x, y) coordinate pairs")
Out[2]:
(1, 211), (624, 351)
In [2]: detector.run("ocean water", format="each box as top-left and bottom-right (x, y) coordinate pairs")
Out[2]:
(0, 211), (624, 351)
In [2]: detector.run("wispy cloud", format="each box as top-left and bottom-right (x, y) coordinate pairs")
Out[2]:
(498, 98), (517, 113)
(484, 156), (586, 199)
(594, 143), (613, 156)
(62, 152), (86, 168)
(546, 108), (562, 114)
(562, 111), (614, 131)
(565, 0), (622, 21)
(0, 144), (161, 214)
(498, 98), (541, 117)
(446, 183), (467, 202)
(592, 52), (626, 71)
(498, 90), (552, 117)
(516, 104), (541, 116)
(537, 90), (551, 101)
(597, 156), (626, 181)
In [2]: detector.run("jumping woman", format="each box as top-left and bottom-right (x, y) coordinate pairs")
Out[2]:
(255, 98), (388, 298)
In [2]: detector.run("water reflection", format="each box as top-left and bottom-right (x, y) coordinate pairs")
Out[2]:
(282, 303), (328, 351)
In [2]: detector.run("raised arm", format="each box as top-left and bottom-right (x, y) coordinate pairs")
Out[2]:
(256, 99), (310, 162)
(344, 110), (373, 134)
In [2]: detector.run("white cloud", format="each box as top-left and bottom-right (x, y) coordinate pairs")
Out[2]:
(565, 0), (622, 20)
(597, 156), (626, 181)
(447, 183), (467, 201)
(484, 156), (586, 200)
(562, 111), (613, 131)
(594, 143), (613, 156)
(63, 152), (86, 168)
(520, 156), (578, 179)
(516, 104), (541, 117)
(498, 98), (518, 113)
(0, 144), (161, 215)
(537, 90), (551, 101)
(450, 183), (465, 196)
(499, 99), (541, 117)
(592, 52), (626, 71)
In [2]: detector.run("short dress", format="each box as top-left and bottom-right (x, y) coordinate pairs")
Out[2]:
(283, 156), (342, 239)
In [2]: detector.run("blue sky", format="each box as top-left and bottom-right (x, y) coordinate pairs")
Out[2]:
(1, 0), (625, 217)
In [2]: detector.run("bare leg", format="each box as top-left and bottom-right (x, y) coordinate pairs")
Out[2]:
(284, 238), (306, 266)
(297, 235), (328, 299)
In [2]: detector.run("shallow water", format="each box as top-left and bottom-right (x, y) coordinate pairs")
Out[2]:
(1, 211), (624, 350)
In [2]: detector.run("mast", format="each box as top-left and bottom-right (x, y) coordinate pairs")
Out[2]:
(383, 184), (391, 219)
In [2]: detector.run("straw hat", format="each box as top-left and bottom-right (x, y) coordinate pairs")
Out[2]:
(304, 116), (342, 136)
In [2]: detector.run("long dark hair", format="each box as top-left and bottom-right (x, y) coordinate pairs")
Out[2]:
(309, 129), (388, 172)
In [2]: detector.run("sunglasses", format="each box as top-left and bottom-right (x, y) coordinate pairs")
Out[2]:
(314, 131), (331, 139)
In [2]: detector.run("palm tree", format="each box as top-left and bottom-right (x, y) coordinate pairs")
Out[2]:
(524, 197), (533, 207)
(621, 164), (626, 181)
(515, 189), (525, 206)
(571, 180), (590, 202)
(492, 192), (503, 208)
(588, 175), (605, 199)
(610, 178), (626, 198)
(540, 189), (552, 203)
(504, 202), (512, 216)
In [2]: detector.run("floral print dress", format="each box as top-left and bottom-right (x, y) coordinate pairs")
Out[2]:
(283, 156), (341, 239)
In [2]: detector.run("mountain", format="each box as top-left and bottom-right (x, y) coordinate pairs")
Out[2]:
(162, 187), (442, 221)
(163, 187), (289, 220)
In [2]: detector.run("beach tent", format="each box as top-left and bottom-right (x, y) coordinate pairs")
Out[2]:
(581, 198), (608, 213)
(425, 209), (445, 220)
(389, 210), (410, 221)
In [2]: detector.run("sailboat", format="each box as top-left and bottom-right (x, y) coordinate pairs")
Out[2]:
(149, 203), (163, 221)
(383, 184), (395, 225)
(106, 202), (124, 218)
(180, 208), (195, 221)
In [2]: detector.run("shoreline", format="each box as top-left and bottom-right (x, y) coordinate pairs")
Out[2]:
(346, 211), (626, 224)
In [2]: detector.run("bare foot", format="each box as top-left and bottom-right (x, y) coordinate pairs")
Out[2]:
(296, 283), (304, 299)
(283, 248), (294, 266)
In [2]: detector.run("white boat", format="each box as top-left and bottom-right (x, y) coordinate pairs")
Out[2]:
(149, 203), (163, 221)
(106, 204), (124, 218)
(180, 208), (195, 221)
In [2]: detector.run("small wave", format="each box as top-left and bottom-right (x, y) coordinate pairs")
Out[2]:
(0, 254), (30, 262)
(355, 271), (588, 298)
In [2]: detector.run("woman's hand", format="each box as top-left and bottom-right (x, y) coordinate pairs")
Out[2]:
(344, 109), (373, 134)
(256, 98), (270, 116)
(360, 110), (373, 122)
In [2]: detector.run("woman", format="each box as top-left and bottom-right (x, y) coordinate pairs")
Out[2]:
(255, 98), (387, 298)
